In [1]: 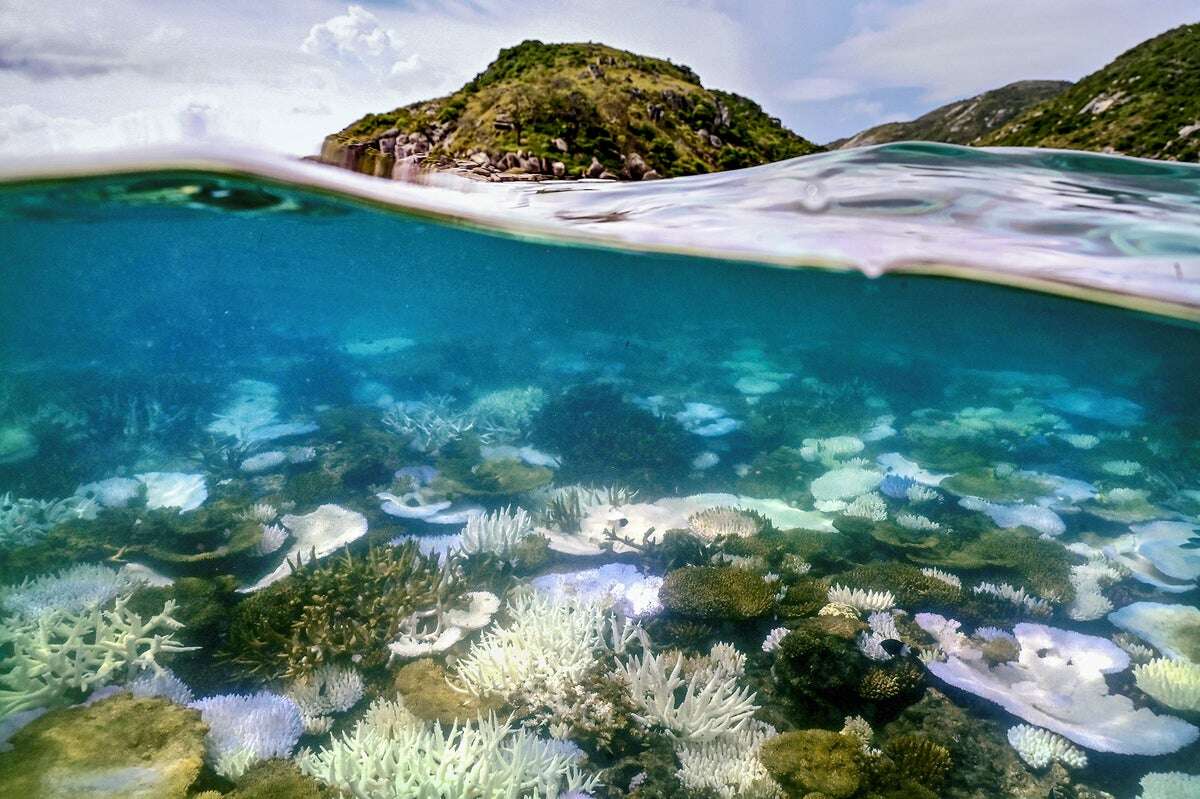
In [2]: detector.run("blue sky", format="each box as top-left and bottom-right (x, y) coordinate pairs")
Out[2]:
(0, 0), (1195, 155)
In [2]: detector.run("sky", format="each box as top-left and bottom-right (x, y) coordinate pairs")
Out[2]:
(0, 0), (1195, 156)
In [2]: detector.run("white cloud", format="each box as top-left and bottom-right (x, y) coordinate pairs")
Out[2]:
(821, 0), (1200, 104)
(301, 4), (419, 83)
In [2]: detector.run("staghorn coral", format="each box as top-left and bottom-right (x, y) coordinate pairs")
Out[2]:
(382, 395), (476, 453)
(620, 646), (758, 742)
(0, 596), (193, 718)
(675, 720), (784, 799)
(659, 566), (775, 620)
(920, 567), (962, 589)
(0, 491), (99, 548)
(1134, 658), (1200, 712)
(843, 492), (888, 522)
(1007, 724), (1088, 769)
(297, 699), (599, 799)
(223, 543), (463, 679)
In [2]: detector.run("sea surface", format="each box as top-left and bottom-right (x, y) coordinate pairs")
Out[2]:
(0, 145), (1197, 798)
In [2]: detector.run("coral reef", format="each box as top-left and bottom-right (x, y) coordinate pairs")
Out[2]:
(759, 729), (863, 799)
(1006, 724), (1088, 769)
(1133, 658), (1200, 712)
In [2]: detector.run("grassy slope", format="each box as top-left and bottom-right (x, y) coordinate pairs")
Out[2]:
(829, 80), (1071, 149)
(327, 40), (821, 178)
(981, 23), (1200, 161)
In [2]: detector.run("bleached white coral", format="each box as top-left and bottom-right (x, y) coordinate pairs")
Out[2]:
(382, 396), (477, 453)
(297, 698), (598, 799)
(1, 562), (142, 619)
(239, 502), (278, 523)
(460, 506), (534, 563)
(688, 506), (765, 539)
(800, 436), (864, 467)
(1007, 724), (1087, 769)
(1138, 771), (1200, 799)
(128, 668), (194, 705)
(286, 664), (366, 734)
(256, 523), (289, 556)
(451, 590), (619, 710)
(920, 567), (961, 589)
(906, 483), (940, 504)
(895, 512), (941, 532)
(0, 492), (99, 547)
(1101, 459), (1142, 476)
(1134, 658), (1200, 712)
(827, 584), (895, 612)
(676, 720), (784, 799)
(189, 691), (303, 779)
(857, 611), (903, 662)
(0, 596), (193, 718)
(972, 582), (1053, 616)
(840, 715), (874, 751)
(810, 466), (882, 502)
(1067, 559), (1121, 621)
(844, 492), (887, 522)
(1113, 633), (1157, 663)
(620, 649), (758, 742)
(468, 386), (547, 439)
(761, 627), (789, 654)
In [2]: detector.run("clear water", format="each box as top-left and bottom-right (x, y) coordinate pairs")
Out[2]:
(0, 151), (1198, 798)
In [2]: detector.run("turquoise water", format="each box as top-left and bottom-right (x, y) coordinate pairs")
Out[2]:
(0, 156), (1198, 798)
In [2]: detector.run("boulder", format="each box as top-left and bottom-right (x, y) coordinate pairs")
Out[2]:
(624, 153), (648, 180)
(586, 157), (605, 178)
(552, 137), (568, 152)
(0, 695), (206, 798)
(551, 160), (566, 177)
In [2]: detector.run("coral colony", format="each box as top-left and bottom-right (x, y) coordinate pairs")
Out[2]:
(1, 214), (1200, 796)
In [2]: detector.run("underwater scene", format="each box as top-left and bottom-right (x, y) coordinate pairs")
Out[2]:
(0, 152), (1199, 799)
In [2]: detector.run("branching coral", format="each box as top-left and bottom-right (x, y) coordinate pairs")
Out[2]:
(0, 596), (194, 718)
(382, 395), (479, 453)
(620, 646), (758, 742)
(659, 566), (775, 620)
(687, 506), (769, 539)
(675, 720), (784, 799)
(1007, 724), (1088, 769)
(0, 492), (99, 548)
(285, 663), (366, 734)
(1134, 658), (1200, 712)
(189, 691), (303, 779)
(460, 505), (535, 562)
(826, 584), (895, 613)
(1, 562), (143, 619)
(224, 543), (463, 678)
(297, 699), (599, 799)
(971, 581), (1053, 616)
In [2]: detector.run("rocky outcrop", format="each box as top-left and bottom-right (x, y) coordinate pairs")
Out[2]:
(319, 40), (821, 182)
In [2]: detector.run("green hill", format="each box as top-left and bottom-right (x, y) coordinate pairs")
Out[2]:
(981, 23), (1200, 161)
(829, 80), (1070, 149)
(320, 40), (821, 180)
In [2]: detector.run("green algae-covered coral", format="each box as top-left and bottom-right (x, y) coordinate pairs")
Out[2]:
(431, 435), (553, 498)
(0, 694), (206, 798)
(858, 660), (925, 703)
(773, 617), (867, 725)
(392, 659), (503, 725)
(531, 383), (696, 490)
(0, 596), (193, 718)
(223, 543), (461, 679)
(658, 565), (775, 620)
(883, 734), (952, 788)
(216, 759), (333, 799)
(941, 466), (1051, 502)
(760, 729), (863, 799)
(830, 563), (962, 611)
(922, 528), (1076, 602)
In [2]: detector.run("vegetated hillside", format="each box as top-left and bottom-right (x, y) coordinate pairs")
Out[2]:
(981, 23), (1200, 161)
(320, 40), (821, 181)
(829, 80), (1070, 149)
